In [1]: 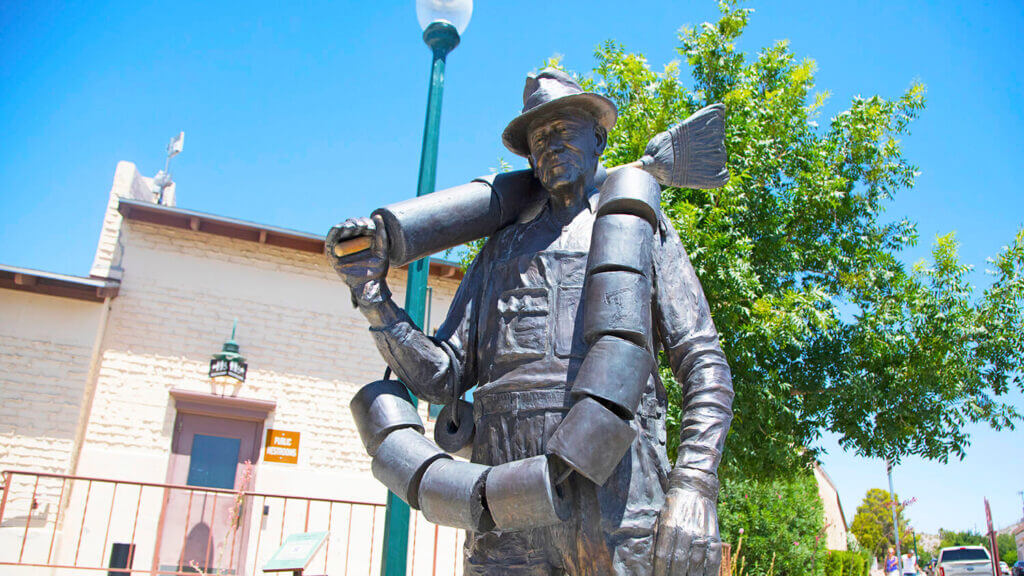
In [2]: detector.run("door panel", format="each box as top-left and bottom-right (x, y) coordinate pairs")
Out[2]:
(156, 413), (261, 575)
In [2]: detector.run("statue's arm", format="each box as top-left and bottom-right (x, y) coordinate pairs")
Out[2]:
(364, 260), (481, 404)
(650, 213), (733, 576)
(326, 217), (481, 404)
(651, 213), (734, 477)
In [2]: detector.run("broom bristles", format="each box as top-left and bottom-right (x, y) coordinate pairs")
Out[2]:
(641, 103), (729, 190)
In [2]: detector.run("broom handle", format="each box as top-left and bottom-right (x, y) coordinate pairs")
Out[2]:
(331, 236), (373, 258)
(332, 158), (649, 258)
(604, 159), (645, 175)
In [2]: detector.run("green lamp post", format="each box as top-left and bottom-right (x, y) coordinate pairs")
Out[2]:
(380, 2), (472, 575)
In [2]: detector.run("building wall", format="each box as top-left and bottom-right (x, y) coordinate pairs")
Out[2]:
(813, 464), (850, 551)
(0, 290), (105, 566)
(77, 218), (460, 502)
(0, 290), (103, 482)
(1015, 525), (1023, 562)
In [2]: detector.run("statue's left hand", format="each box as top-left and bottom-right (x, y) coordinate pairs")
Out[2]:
(653, 469), (722, 576)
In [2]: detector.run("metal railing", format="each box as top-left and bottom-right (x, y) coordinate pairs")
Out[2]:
(0, 470), (464, 576)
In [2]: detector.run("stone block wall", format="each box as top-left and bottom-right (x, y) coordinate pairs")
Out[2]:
(77, 218), (459, 500)
(0, 290), (103, 507)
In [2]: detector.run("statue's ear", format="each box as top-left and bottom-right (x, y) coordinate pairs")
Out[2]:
(595, 124), (607, 156)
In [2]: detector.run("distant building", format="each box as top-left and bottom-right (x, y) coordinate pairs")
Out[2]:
(814, 462), (850, 550)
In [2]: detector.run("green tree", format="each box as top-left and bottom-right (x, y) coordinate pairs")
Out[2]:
(464, 1), (1024, 477)
(938, 528), (987, 548)
(718, 469), (826, 576)
(997, 533), (1018, 565)
(570, 0), (1024, 475)
(850, 488), (912, 561)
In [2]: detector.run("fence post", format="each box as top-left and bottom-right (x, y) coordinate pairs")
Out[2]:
(0, 471), (11, 525)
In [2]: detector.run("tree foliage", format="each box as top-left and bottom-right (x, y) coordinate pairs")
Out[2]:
(850, 488), (912, 561)
(459, 1), (1024, 477)
(719, 469), (826, 575)
(565, 0), (1024, 475)
(938, 529), (1019, 565)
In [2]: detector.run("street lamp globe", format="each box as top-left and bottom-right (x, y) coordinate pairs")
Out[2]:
(416, 0), (472, 36)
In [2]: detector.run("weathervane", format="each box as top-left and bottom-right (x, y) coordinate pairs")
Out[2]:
(153, 131), (184, 205)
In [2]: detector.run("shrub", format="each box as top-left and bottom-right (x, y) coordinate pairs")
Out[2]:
(821, 551), (844, 576)
(719, 469), (826, 576)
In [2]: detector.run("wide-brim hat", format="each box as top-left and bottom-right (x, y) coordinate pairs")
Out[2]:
(502, 68), (617, 158)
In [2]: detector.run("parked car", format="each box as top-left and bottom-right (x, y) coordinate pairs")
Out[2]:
(1001, 561), (1011, 575)
(935, 546), (991, 576)
(1011, 560), (1024, 576)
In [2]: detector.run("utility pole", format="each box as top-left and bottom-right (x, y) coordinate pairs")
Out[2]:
(985, 498), (1000, 576)
(887, 459), (904, 572)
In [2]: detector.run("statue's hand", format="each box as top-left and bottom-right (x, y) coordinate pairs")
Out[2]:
(653, 469), (722, 576)
(326, 215), (390, 300)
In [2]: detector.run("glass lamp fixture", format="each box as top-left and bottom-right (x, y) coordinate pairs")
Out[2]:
(209, 320), (247, 385)
(416, 0), (472, 36)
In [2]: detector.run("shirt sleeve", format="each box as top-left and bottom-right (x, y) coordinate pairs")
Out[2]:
(651, 212), (734, 476)
(363, 244), (486, 404)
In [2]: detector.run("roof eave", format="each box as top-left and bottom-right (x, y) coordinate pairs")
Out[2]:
(0, 265), (119, 302)
(117, 199), (465, 280)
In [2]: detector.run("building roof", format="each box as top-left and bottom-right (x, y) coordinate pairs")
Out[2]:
(117, 199), (465, 280)
(0, 265), (119, 302)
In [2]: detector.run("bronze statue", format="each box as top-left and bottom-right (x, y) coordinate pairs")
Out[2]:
(330, 68), (734, 576)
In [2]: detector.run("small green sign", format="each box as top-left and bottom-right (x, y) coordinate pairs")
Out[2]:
(262, 531), (328, 573)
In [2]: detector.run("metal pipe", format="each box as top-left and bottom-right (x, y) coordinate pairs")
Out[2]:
(74, 480), (93, 566)
(0, 471), (11, 526)
(69, 296), (113, 477)
(19, 475), (40, 562)
(99, 482), (118, 567)
(46, 477), (67, 563)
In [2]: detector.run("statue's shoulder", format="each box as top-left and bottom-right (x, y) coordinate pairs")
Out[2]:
(472, 169), (547, 226)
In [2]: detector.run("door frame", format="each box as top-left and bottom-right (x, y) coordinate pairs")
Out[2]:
(152, 389), (276, 575)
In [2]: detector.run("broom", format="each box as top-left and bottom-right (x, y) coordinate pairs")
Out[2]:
(332, 103), (728, 258)
(607, 103), (729, 189)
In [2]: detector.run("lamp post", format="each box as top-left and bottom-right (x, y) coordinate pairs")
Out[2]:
(379, 2), (472, 575)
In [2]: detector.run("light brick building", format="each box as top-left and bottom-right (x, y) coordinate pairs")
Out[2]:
(1, 161), (465, 575)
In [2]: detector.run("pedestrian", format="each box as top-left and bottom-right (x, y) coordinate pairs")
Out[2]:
(885, 548), (900, 576)
(902, 551), (918, 575)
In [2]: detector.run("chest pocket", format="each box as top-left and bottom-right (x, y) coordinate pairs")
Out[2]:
(495, 287), (549, 363)
(554, 283), (585, 358)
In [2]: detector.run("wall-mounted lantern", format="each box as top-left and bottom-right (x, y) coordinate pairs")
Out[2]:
(209, 320), (247, 383)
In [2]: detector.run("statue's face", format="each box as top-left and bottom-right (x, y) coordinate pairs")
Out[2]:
(527, 112), (605, 193)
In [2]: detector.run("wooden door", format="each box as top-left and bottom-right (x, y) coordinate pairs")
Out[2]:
(155, 413), (261, 575)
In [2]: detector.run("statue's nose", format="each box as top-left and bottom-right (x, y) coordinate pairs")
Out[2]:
(547, 139), (566, 153)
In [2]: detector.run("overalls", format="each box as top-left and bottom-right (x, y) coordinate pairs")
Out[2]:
(464, 197), (671, 576)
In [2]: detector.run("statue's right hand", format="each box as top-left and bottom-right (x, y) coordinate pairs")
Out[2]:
(326, 215), (389, 292)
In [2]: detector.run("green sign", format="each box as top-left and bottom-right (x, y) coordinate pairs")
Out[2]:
(262, 531), (328, 573)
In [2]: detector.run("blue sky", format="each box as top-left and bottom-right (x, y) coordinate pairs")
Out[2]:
(2, 1), (1022, 535)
